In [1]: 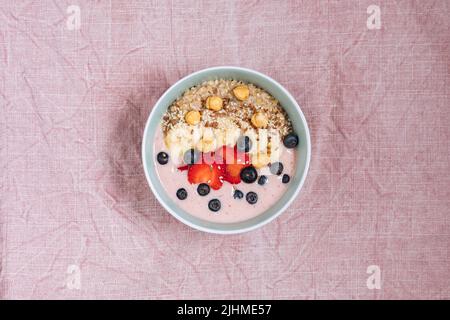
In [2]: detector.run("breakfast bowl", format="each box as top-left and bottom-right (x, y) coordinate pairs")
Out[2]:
(142, 66), (310, 234)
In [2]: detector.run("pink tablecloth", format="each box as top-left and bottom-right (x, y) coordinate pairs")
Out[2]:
(1, 0), (449, 299)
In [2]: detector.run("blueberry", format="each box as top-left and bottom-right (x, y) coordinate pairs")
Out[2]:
(283, 133), (299, 148)
(246, 192), (258, 204)
(282, 174), (290, 184)
(233, 189), (244, 199)
(197, 183), (210, 196)
(269, 162), (284, 175)
(157, 151), (169, 165)
(240, 166), (258, 183)
(236, 135), (252, 153)
(183, 149), (200, 165)
(258, 175), (268, 185)
(176, 188), (187, 200)
(208, 199), (221, 212)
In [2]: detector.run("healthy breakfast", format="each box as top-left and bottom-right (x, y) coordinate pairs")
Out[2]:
(153, 79), (299, 223)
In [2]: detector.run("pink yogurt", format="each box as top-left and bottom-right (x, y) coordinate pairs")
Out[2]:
(154, 126), (296, 224)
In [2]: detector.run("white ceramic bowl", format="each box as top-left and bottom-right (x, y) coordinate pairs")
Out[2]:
(142, 66), (311, 234)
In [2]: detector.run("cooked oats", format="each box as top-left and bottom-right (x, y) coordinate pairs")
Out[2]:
(161, 79), (293, 137)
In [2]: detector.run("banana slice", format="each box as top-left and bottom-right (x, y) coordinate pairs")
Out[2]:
(164, 119), (251, 160)
(252, 152), (270, 169)
(196, 127), (217, 153)
(164, 124), (197, 164)
(164, 124), (190, 149)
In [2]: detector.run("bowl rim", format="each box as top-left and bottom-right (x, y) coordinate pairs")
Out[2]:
(142, 66), (311, 234)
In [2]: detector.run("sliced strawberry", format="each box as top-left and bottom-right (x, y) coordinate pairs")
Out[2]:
(223, 164), (244, 184)
(183, 144), (250, 189)
(187, 163), (224, 190)
(187, 163), (212, 184)
(209, 163), (225, 190)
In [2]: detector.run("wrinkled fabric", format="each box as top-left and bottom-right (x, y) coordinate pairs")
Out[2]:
(0, 0), (449, 299)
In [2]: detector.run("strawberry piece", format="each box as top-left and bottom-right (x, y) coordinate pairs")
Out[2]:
(223, 164), (244, 184)
(187, 163), (212, 184)
(209, 163), (225, 190)
(187, 163), (224, 190)
(215, 145), (250, 184)
(183, 144), (251, 189)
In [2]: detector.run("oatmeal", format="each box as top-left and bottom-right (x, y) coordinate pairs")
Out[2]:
(162, 79), (292, 135)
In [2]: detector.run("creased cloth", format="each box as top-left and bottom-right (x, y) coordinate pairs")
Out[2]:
(0, 0), (449, 299)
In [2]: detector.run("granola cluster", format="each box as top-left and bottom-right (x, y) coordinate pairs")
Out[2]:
(161, 79), (293, 137)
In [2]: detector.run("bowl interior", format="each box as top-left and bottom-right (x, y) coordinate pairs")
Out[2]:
(142, 67), (310, 234)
